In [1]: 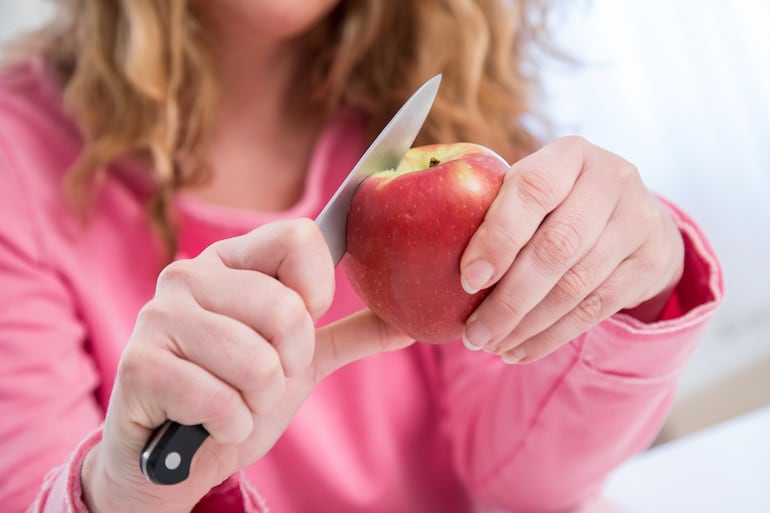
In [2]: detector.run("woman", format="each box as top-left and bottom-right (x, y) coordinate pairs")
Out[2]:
(0, 1), (722, 512)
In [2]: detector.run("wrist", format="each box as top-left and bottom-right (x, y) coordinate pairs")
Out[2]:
(622, 286), (675, 323)
(80, 441), (195, 513)
(81, 442), (111, 513)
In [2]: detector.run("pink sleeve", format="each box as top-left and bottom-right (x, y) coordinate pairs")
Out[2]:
(25, 429), (268, 513)
(0, 143), (266, 513)
(0, 144), (102, 512)
(435, 198), (723, 513)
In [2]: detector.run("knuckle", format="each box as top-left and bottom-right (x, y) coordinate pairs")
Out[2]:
(531, 221), (582, 273)
(116, 347), (148, 386)
(575, 287), (613, 325)
(491, 289), (521, 322)
(241, 344), (283, 386)
(270, 290), (310, 340)
(575, 294), (603, 325)
(560, 134), (590, 150)
(135, 300), (170, 328)
(551, 265), (591, 305)
(514, 170), (555, 212)
(557, 135), (591, 161)
(285, 218), (319, 247)
(207, 386), (244, 419)
(132, 302), (187, 355)
(226, 340), (286, 412)
(615, 161), (640, 184)
(490, 219), (525, 253)
(121, 305), (179, 387)
(156, 260), (195, 289)
(261, 355), (285, 385)
(117, 345), (166, 394)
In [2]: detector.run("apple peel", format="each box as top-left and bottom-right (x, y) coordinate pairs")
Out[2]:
(342, 142), (510, 343)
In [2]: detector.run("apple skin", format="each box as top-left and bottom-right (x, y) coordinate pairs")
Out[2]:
(342, 142), (509, 343)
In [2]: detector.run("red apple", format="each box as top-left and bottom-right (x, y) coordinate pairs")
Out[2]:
(342, 142), (509, 343)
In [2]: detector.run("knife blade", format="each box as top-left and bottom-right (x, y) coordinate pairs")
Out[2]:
(139, 74), (441, 485)
(316, 74), (442, 264)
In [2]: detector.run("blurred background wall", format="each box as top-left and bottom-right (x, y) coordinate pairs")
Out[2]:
(541, 0), (770, 440)
(0, 0), (52, 47)
(2, 0), (769, 440)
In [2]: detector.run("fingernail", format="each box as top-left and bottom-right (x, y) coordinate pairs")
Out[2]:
(461, 260), (494, 294)
(462, 317), (491, 350)
(501, 347), (526, 364)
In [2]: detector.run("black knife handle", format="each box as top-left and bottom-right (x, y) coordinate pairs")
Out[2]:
(140, 421), (209, 485)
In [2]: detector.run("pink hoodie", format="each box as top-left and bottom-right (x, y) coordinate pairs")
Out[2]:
(0, 61), (723, 513)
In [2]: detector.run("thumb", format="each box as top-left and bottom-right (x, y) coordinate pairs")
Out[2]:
(312, 309), (415, 381)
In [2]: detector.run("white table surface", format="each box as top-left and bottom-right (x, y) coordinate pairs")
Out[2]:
(581, 405), (770, 512)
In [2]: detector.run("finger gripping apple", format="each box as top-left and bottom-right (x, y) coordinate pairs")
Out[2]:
(342, 143), (509, 343)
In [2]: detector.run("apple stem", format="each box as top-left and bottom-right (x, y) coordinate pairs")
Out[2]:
(429, 157), (440, 167)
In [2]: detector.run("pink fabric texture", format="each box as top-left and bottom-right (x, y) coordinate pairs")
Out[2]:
(0, 62), (723, 513)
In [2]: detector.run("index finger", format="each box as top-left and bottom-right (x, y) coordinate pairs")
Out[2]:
(460, 136), (587, 294)
(208, 218), (335, 322)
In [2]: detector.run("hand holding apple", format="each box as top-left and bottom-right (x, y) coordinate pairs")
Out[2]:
(459, 136), (685, 364)
(342, 143), (510, 343)
(344, 136), (685, 365)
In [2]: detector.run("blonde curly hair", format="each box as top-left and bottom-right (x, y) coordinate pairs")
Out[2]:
(8, 0), (553, 257)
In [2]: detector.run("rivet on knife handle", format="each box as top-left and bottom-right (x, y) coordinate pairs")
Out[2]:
(140, 421), (209, 485)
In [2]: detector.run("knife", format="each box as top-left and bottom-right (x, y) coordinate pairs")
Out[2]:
(139, 74), (441, 485)
(315, 74), (441, 263)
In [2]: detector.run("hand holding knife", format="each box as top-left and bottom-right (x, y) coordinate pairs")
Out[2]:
(140, 74), (442, 485)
